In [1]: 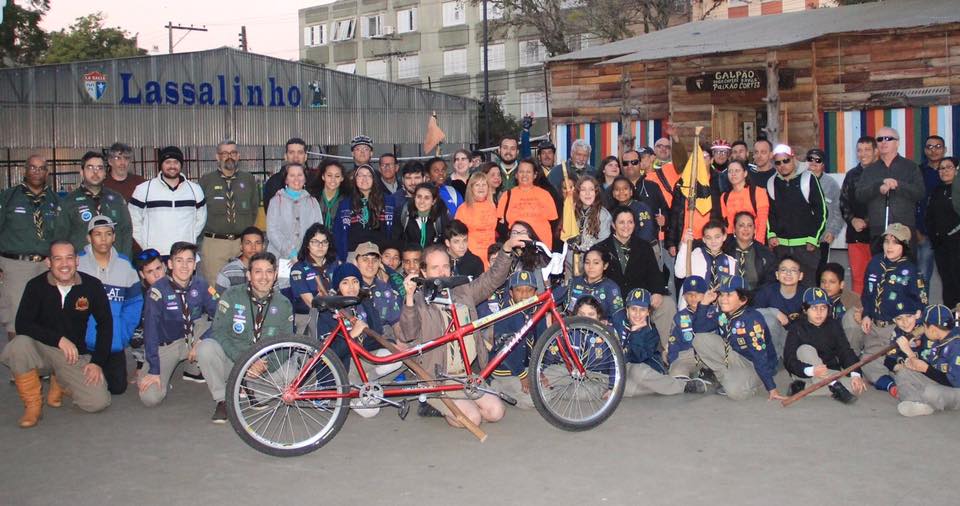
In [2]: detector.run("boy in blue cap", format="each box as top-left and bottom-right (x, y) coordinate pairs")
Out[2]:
(873, 300), (927, 399)
(667, 275), (718, 379)
(617, 288), (708, 396)
(782, 287), (865, 404)
(895, 304), (960, 416)
(692, 275), (784, 400)
(489, 270), (543, 409)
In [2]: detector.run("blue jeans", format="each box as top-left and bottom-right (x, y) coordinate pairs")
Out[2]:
(916, 236), (935, 288)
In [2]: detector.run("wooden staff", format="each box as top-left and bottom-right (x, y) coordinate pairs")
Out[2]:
(684, 126), (704, 275)
(358, 324), (487, 442)
(781, 342), (897, 407)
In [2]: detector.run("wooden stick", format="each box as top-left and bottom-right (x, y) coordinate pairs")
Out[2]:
(684, 126), (704, 276)
(360, 326), (487, 442)
(781, 342), (897, 407)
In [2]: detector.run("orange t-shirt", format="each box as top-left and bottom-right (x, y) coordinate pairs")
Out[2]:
(720, 185), (770, 244)
(455, 200), (499, 269)
(497, 185), (558, 249)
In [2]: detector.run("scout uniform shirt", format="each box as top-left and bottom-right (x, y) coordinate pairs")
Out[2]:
(0, 184), (61, 256)
(142, 276), (218, 375)
(211, 284), (293, 362)
(57, 186), (133, 257)
(198, 169), (260, 236)
(862, 256), (928, 323)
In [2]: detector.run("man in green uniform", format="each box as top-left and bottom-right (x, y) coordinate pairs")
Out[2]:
(0, 155), (61, 340)
(198, 140), (261, 287)
(56, 151), (133, 258)
(196, 251), (293, 423)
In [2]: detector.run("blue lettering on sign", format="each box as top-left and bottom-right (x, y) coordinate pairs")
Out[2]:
(119, 73), (302, 108)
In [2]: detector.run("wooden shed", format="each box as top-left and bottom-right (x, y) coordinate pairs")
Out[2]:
(545, 0), (960, 172)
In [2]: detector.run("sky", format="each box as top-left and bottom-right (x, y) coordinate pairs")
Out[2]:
(41, 0), (335, 60)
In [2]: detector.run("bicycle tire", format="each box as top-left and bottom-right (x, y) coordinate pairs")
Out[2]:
(529, 316), (625, 431)
(226, 336), (350, 457)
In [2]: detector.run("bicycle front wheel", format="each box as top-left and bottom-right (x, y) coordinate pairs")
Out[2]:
(529, 316), (625, 431)
(226, 336), (350, 457)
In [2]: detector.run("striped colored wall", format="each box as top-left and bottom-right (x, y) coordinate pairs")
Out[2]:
(820, 106), (959, 173)
(554, 119), (665, 168)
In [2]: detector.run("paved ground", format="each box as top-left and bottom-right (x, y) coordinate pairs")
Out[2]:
(1, 251), (950, 505)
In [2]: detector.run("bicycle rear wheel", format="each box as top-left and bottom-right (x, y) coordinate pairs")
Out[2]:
(529, 316), (625, 431)
(226, 336), (349, 457)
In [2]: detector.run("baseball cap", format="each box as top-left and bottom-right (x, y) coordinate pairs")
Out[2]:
(625, 288), (651, 308)
(711, 139), (731, 151)
(923, 304), (954, 328)
(351, 135), (373, 151)
(806, 148), (826, 160)
(772, 144), (794, 157)
(802, 287), (831, 307)
(883, 223), (911, 243)
(87, 215), (117, 233)
(682, 275), (706, 294)
(538, 140), (556, 152)
(717, 275), (748, 293)
(508, 270), (537, 289)
(355, 241), (381, 257)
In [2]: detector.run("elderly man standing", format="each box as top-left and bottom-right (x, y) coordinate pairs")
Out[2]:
(548, 139), (595, 191)
(57, 151), (133, 258)
(0, 155), (62, 342)
(103, 143), (145, 201)
(198, 140), (260, 287)
(1, 240), (112, 427)
(856, 127), (925, 249)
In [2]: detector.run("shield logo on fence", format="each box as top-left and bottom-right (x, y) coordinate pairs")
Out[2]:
(82, 71), (107, 101)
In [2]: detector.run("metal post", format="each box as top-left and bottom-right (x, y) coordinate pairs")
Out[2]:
(168, 22), (173, 54)
(482, 1), (490, 148)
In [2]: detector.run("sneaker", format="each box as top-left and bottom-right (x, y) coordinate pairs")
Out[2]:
(417, 401), (444, 417)
(683, 378), (708, 394)
(212, 401), (228, 424)
(888, 385), (899, 399)
(715, 385), (727, 396)
(789, 380), (806, 396)
(699, 368), (717, 384)
(828, 382), (856, 404)
(897, 401), (934, 417)
(183, 371), (205, 384)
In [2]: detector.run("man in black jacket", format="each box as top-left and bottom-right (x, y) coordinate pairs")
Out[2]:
(0, 240), (112, 427)
(838, 136), (877, 295)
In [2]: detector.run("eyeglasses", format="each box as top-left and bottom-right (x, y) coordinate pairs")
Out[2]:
(806, 156), (822, 163)
(509, 230), (528, 237)
(217, 151), (239, 157)
(109, 155), (132, 161)
(26, 165), (47, 172)
(778, 268), (800, 275)
(84, 164), (107, 172)
(654, 144), (670, 149)
(624, 159), (641, 166)
(773, 159), (792, 166)
(876, 136), (899, 142)
(137, 249), (160, 262)
(938, 165), (956, 171)
(926, 144), (945, 150)
(309, 239), (329, 247)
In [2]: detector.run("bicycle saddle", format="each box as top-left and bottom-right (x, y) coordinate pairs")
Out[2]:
(312, 296), (361, 311)
(413, 276), (471, 290)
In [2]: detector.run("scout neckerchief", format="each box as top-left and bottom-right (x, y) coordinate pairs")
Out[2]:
(614, 237), (630, 275)
(169, 276), (194, 339)
(247, 284), (274, 342)
(21, 184), (48, 240)
(219, 169), (237, 224)
(719, 307), (746, 367)
(359, 197), (370, 227)
(80, 184), (103, 216)
(705, 249), (724, 290)
(321, 189), (339, 229)
(417, 211), (429, 247)
(829, 294), (846, 320)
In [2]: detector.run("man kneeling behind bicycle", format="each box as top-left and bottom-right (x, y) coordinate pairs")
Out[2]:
(400, 234), (530, 428)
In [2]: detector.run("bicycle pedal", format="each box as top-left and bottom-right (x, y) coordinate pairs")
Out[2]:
(498, 392), (518, 406)
(397, 400), (410, 420)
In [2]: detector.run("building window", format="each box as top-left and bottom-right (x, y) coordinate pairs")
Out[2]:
(336, 63), (356, 74)
(361, 14), (384, 38)
(442, 1), (466, 27)
(443, 48), (467, 75)
(480, 43), (505, 72)
(521, 91), (547, 118)
(519, 39), (546, 67)
(366, 59), (388, 80)
(398, 54), (419, 80)
(304, 24), (327, 47)
(397, 8), (417, 33)
(332, 18), (356, 42)
(483, 1), (503, 20)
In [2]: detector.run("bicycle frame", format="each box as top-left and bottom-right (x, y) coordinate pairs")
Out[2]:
(286, 289), (586, 402)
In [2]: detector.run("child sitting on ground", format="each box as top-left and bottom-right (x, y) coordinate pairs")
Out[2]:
(488, 271), (544, 409)
(667, 275), (719, 379)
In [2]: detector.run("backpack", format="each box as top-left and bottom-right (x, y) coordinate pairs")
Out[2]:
(766, 171), (812, 203)
(722, 184), (759, 216)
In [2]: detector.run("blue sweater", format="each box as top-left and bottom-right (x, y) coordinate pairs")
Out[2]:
(78, 246), (143, 353)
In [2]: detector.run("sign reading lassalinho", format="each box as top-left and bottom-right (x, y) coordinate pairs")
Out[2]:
(686, 69), (766, 92)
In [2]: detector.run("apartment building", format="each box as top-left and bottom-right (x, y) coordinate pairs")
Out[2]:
(299, 0), (591, 132)
(693, 0), (838, 20)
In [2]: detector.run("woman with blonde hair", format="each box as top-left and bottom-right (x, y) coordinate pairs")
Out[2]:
(455, 171), (499, 269)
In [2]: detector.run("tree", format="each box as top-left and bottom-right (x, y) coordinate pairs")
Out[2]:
(478, 97), (522, 148)
(42, 12), (145, 64)
(0, 0), (50, 67)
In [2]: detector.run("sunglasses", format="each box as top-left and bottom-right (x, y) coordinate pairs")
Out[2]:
(926, 144), (944, 150)
(137, 249), (160, 262)
(773, 159), (792, 166)
(806, 156), (822, 163)
(624, 159), (641, 166)
(876, 136), (899, 142)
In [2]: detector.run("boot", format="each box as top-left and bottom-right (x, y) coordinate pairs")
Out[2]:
(47, 374), (67, 408)
(14, 370), (43, 428)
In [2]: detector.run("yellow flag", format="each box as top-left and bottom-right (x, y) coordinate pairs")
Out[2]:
(559, 195), (579, 242)
(679, 139), (712, 216)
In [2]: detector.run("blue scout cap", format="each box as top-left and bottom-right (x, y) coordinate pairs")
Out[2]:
(508, 270), (537, 289)
(802, 287), (831, 307)
(717, 275), (747, 293)
(626, 288), (651, 308)
(682, 275), (707, 294)
(923, 304), (954, 328)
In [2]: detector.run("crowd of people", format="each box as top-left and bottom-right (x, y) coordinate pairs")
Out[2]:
(1, 123), (959, 432)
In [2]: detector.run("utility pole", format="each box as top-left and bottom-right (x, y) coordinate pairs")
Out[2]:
(482, 1), (490, 148)
(166, 22), (208, 54)
(239, 26), (248, 52)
